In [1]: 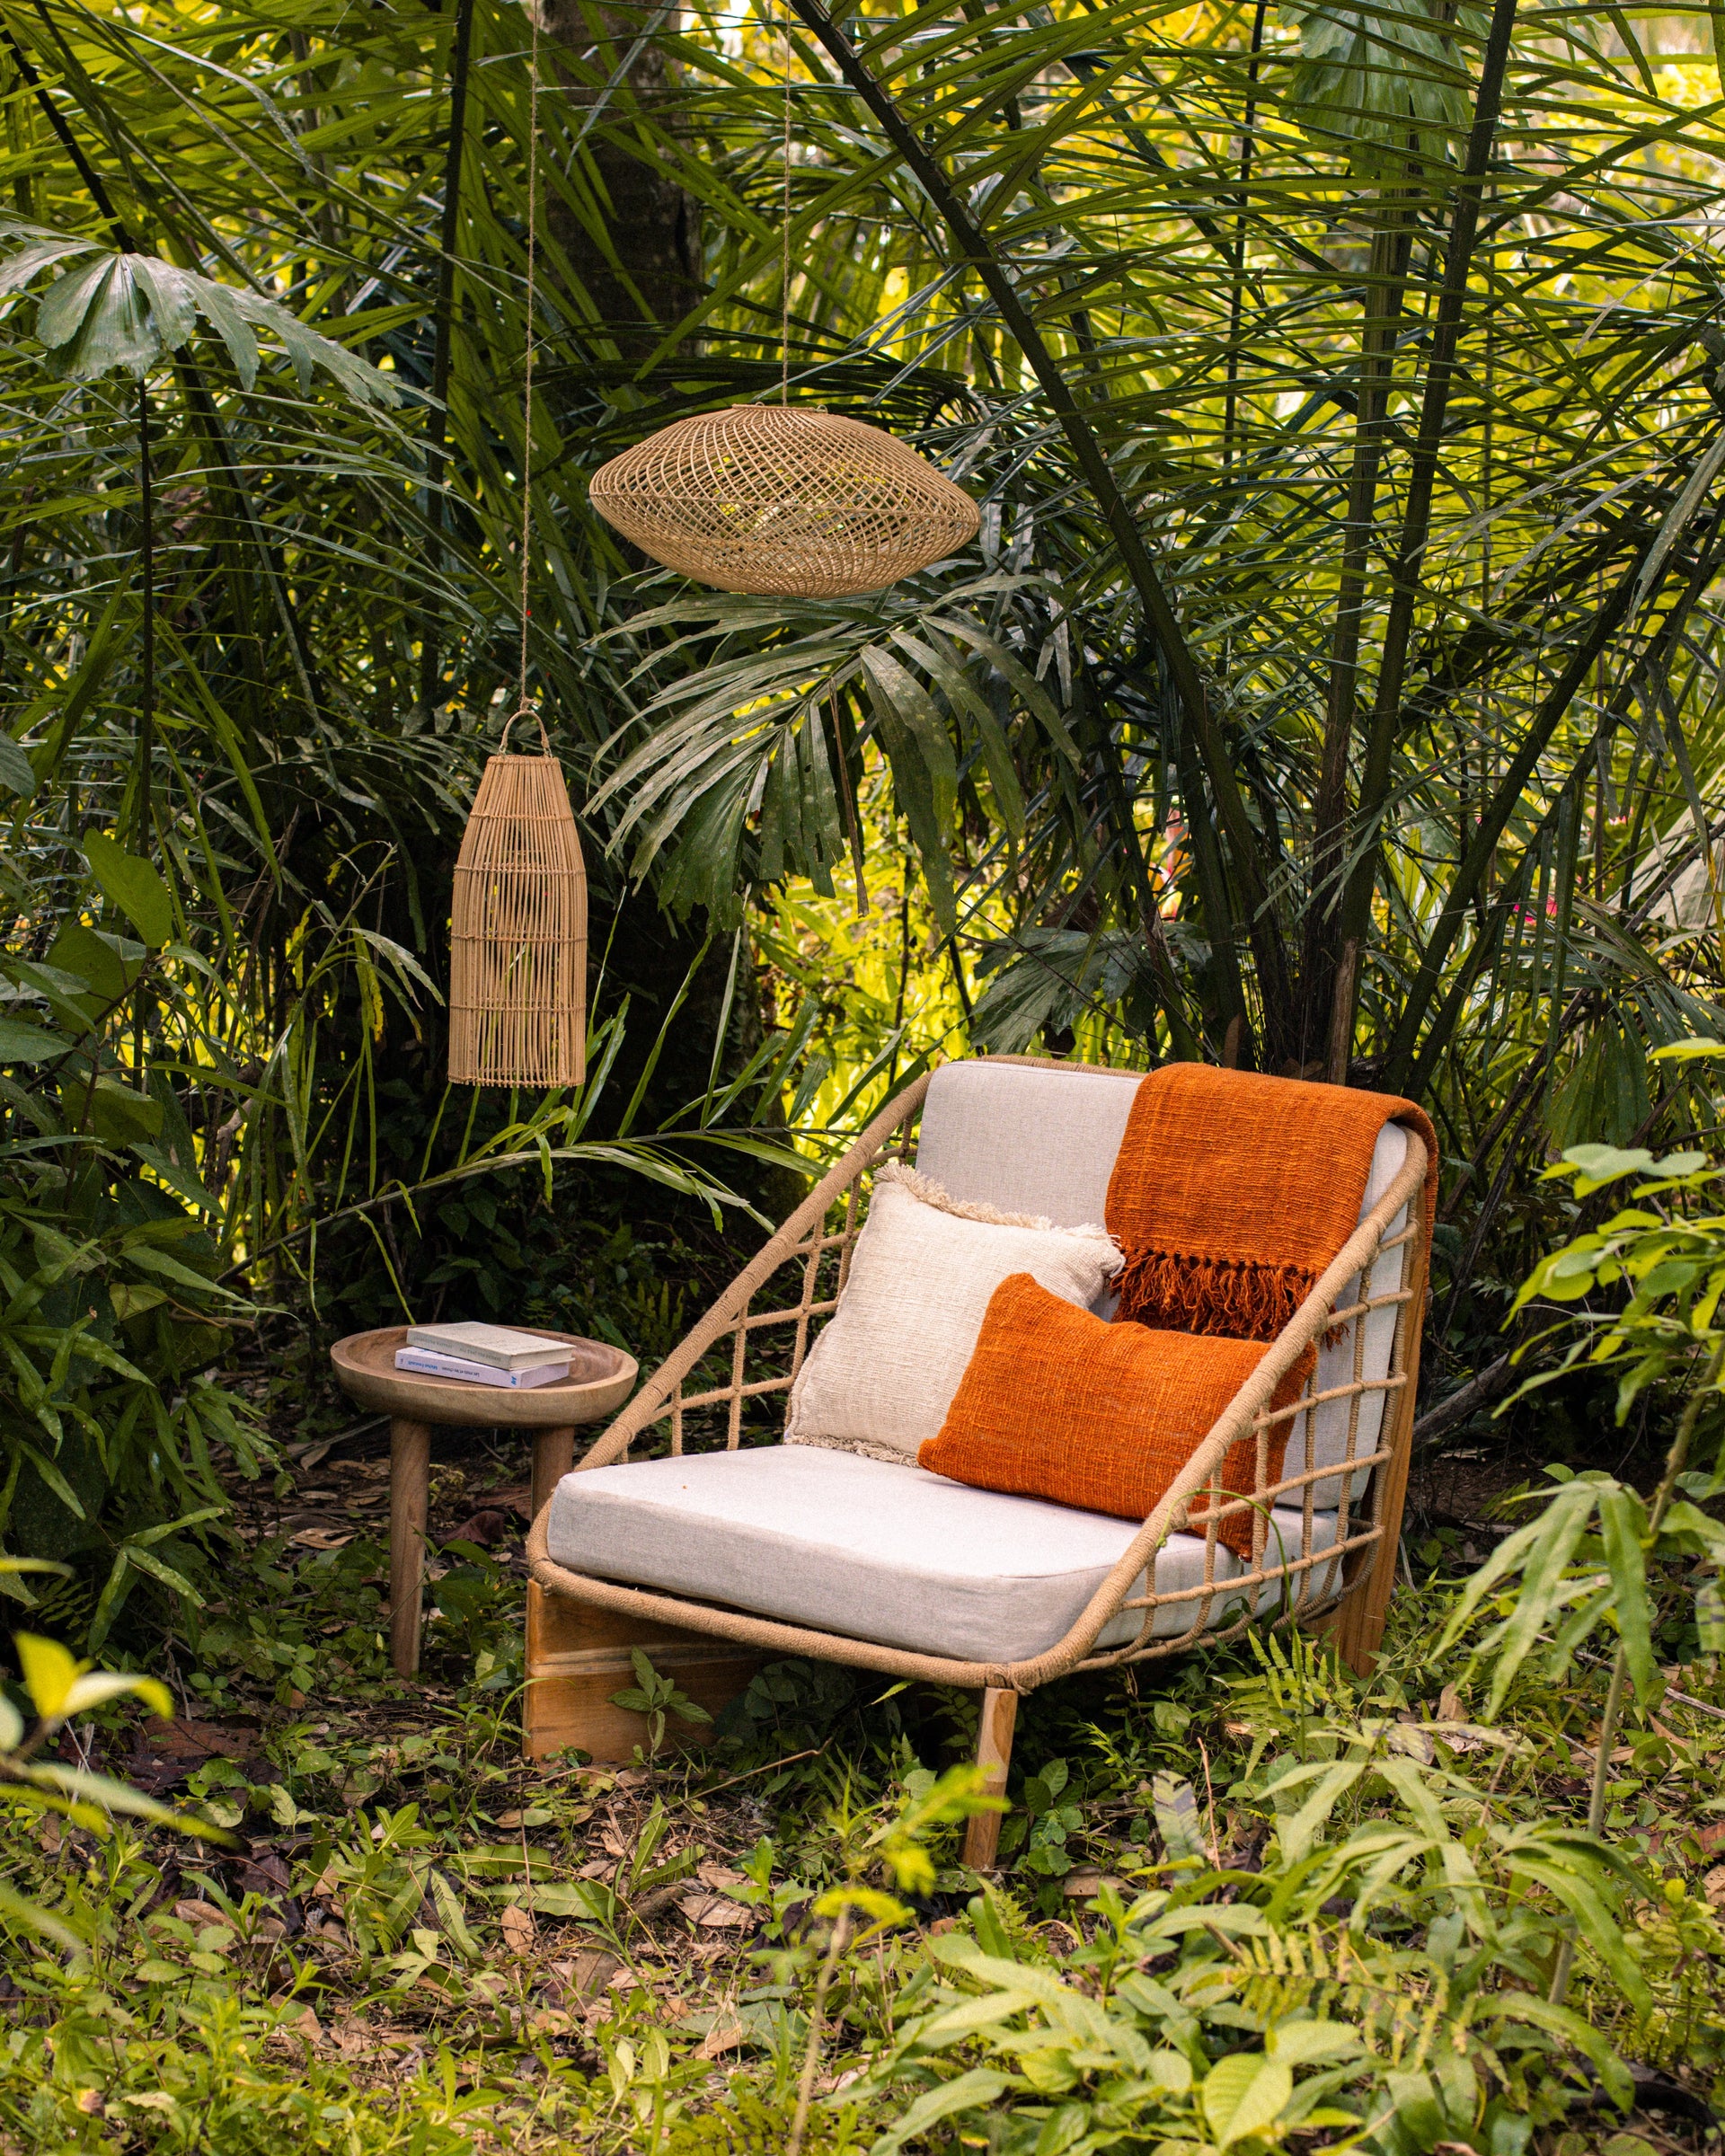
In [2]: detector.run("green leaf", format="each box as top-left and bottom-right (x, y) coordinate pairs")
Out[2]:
(1697, 1577), (1725, 1656)
(867, 2067), (1015, 2156)
(0, 729), (36, 798)
(47, 923), (144, 1007)
(1555, 1144), (1656, 1197)
(1202, 2054), (1294, 2147)
(1266, 2019), (1366, 2066)
(130, 1142), (222, 1216)
(82, 832), (172, 947)
(3, 225), (398, 402)
(1151, 1773), (1208, 1863)
(0, 1015), (67, 1065)
(84, 1079), (164, 1150)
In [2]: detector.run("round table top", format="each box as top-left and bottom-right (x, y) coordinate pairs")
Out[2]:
(330, 1327), (637, 1428)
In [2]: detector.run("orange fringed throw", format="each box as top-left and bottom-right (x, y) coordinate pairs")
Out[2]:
(1105, 1065), (1438, 1340)
(919, 1273), (1316, 1560)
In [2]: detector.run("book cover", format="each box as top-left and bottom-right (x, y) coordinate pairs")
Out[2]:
(394, 1348), (569, 1389)
(403, 1321), (570, 1371)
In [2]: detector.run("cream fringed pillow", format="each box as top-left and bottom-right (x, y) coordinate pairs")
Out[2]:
(784, 1162), (1122, 1463)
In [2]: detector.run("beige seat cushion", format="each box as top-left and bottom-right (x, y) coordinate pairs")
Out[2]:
(544, 1445), (1343, 1666)
(783, 1162), (1120, 1463)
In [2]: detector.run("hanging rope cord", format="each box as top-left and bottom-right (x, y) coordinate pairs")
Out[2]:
(782, 14), (791, 404)
(504, 4), (790, 753)
(507, 3), (550, 755)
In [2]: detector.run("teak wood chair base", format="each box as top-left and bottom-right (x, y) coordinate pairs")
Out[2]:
(523, 1061), (1429, 1867)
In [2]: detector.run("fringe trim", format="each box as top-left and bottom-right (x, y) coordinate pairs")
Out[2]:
(783, 1430), (921, 1469)
(1115, 1245), (1317, 1340)
(875, 1160), (1120, 1262)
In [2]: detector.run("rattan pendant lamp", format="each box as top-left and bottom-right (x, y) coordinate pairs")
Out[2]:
(448, 8), (587, 1091)
(587, 27), (978, 598)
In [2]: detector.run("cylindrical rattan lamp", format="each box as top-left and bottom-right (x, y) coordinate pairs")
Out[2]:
(449, 744), (587, 1089)
(588, 404), (980, 598)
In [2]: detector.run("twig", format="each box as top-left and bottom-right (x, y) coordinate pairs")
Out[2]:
(288, 1418), (386, 1465)
(700, 1749), (820, 1797)
(1661, 1684), (1725, 1724)
(1575, 1649), (1725, 1724)
(1197, 1736), (1222, 1868)
(1410, 1352), (1519, 1446)
(787, 1905), (849, 2156)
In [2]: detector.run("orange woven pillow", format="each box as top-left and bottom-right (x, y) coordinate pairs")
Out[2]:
(918, 1274), (1314, 1561)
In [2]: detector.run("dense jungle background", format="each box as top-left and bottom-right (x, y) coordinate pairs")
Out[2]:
(4, 0), (1725, 2145)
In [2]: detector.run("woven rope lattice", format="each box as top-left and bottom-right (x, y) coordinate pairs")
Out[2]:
(449, 748), (587, 1088)
(588, 404), (982, 597)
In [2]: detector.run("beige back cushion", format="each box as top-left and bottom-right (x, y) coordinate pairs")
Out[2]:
(784, 1164), (1121, 1462)
(914, 1060), (1412, 1507)
(914, 1061), (1143, 1228)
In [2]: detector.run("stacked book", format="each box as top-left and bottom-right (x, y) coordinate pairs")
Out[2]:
(395, 1322), (570, 1389)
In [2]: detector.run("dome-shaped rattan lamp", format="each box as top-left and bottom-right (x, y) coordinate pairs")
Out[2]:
(588, 404), (980, 598)
(449, 738), (587, 1089)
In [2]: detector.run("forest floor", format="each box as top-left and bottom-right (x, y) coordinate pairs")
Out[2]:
(3, 1394), (1724, 2154)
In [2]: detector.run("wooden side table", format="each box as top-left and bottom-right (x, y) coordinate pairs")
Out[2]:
(329, 1326), (637, 1676)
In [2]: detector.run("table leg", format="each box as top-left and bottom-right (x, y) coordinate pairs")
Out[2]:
(531, 1425), (577, 1524)
(389, 1418), (432, 1677)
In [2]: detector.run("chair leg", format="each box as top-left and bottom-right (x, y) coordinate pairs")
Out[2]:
(388, 1418), (432, 1677)
(1336, 1443), (1412, 1676)
(1336, 1228), (1429, 1676)
(962, 1687), (1019, 1872)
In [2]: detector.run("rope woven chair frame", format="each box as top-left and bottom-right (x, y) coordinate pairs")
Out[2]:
(449, 745), (587, 1089)
(588, 405), (982, 598)
(527, 1059), (1429, 1763)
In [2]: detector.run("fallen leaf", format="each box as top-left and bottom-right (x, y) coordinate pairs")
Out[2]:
(679, 1892), (756, 1931)
(289, 1527), (354, 1551)
(697, 2015), (749, 2060)
(564, 1948), (620, 1999)
(174, 1898), (234, 1930)
(696, 1861), (748, 1893)
(500, 1904), (535, 1954)
(1436, 1727), (1488, 1755)
(450, 1508), (513, 1548)
(1062, 1870), (1124, 1900)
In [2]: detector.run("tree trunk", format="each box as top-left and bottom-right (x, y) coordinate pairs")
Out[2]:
(535, 0), (703, 357)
